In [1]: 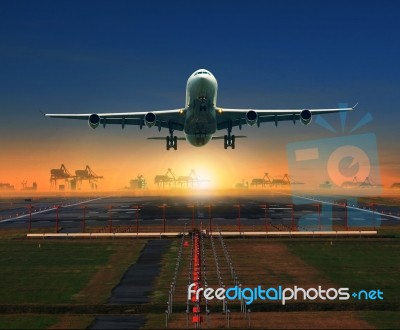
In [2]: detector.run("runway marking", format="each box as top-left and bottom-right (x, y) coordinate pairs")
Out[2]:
(287, 193), (400, 221)
(0, 197), (107, 223)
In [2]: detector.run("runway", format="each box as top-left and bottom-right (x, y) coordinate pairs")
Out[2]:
(1, 192), (398, 234)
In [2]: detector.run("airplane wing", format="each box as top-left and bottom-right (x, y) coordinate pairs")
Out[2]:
(44, 109), (186, 131)
(216, 104), (357, 130)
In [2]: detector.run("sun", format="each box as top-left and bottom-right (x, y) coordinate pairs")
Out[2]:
(193, 168), (214, 190)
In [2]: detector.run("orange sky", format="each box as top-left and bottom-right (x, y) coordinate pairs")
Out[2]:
(0, 132), (396, 193)
(0, 114), (397, 193)
(0, 125), (290, 192)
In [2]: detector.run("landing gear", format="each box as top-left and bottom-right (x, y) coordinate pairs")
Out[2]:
(224, 133), (235, 149)
(166, 130), (178, 150)
(223, 122), (235, 149)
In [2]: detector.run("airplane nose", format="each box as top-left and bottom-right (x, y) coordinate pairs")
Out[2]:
(195, 76), (209, 87)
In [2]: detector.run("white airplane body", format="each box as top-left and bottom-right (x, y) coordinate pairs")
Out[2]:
(45, 69), (356, 150)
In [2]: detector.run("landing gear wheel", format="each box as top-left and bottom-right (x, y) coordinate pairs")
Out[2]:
(166, 133), (177, 150)
(223, 133), (236, 149)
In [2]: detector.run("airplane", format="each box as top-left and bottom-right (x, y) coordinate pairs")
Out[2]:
(45, 68), (356, 150)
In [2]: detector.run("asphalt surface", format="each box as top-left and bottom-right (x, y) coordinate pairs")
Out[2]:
(108, 239), (171, 304)
(89, 316), (145, 330)
(1, 193), (398, 232)
(89, 239), (171, 329)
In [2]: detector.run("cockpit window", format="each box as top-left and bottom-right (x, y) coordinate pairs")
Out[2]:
(194, 71), (211, 76)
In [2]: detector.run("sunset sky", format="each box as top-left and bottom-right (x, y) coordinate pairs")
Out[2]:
(0, 1), (399, 192)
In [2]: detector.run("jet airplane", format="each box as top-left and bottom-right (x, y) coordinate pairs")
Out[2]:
(45, 69), (356, 150)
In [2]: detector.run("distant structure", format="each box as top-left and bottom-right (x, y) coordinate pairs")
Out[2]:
(129, 174), (147, 189)
(235, 179), (249, 189)
(154, 168), (209, 189)
(249, 172), (303, 188)
(271, 174), (303, 187)
(50, 164), (72, 189)
(319, 181), (332, 189)
(250, 173), (272, 188)
(21, 181), (38, 191)
(0, 182), (15, 191)
(342, 176), (382, 189)
(341, 177), (359, 188)
(177, 169), (197, 188)
(359, 177), (379, 188)
(50, 164), (103, 190)
(391, 183), (400, 189)
(154, 168), (177, 188)
(177, 169), (208, 188)
(71, 165), (103, 190)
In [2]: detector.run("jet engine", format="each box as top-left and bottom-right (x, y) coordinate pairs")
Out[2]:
(88, 114), (100, 129)
(144, 112), (156, 128)
(245, 110), (258, 126)
(300, 109), (312, 125)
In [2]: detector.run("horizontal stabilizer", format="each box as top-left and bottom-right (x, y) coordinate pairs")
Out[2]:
(212, 135), (247, 140)
(147, 137), (186, 140)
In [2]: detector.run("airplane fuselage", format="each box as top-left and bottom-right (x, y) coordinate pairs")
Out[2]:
(184, 69), (218, 147)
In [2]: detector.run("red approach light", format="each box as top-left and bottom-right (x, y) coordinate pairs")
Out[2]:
(192, 316), (202, 323)
(184, 241), (189, 247)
